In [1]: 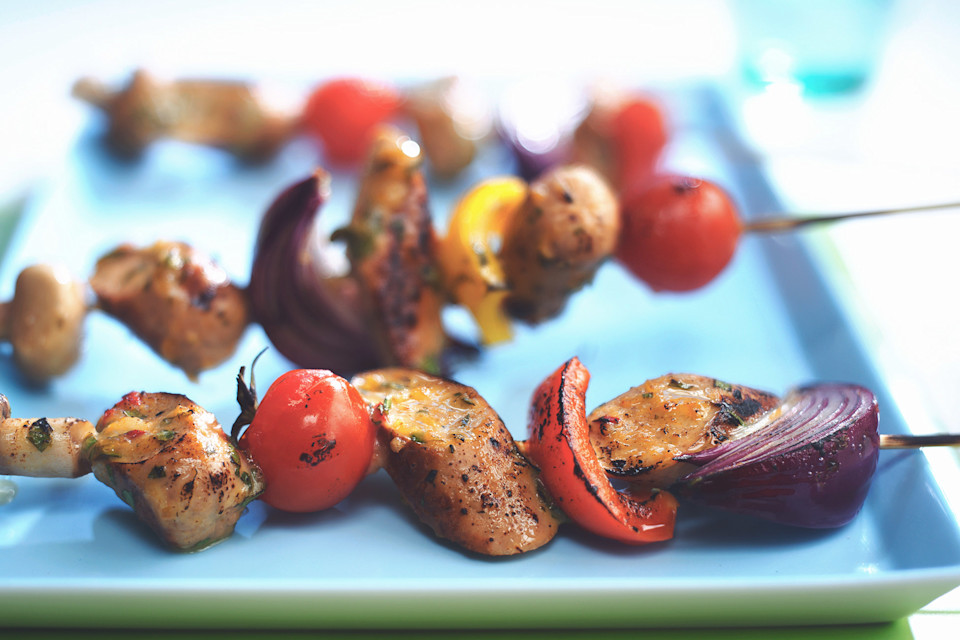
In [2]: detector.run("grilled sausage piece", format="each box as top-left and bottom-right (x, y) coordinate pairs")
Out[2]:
(587, 374), (781, 488)
(339, 129), (447, 373)
(500, 164), (619, 324)
(88, 391), (264, 551)
(0, 394), (95, 478)
(89, 241), (250, 380)
(352, 368), (560, 556)
(73, 69), (296, 160)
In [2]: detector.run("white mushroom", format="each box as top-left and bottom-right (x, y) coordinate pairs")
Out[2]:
(0, 264), (88, 382)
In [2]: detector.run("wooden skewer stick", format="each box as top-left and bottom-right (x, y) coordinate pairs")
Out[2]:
(879, 433), (960, 449)
(742, 201), (960, 234)
(744, 202), (960, 450)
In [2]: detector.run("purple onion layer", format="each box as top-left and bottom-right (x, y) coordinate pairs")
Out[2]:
(675, 383), (880, 528)
(247, 170), (381, 376)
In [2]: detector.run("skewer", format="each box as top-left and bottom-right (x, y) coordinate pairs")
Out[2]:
(742, 201), (960, 234)
(879, 433), (960, 450)
(744, 203), (960, 451)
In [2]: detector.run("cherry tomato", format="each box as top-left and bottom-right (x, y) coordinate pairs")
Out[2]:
(302, 78), (402, 168)
(525, 357), (677, 545)
(611, 97), (668, 196)
(617, 175), (741, 292)
(238, 369), (376, 513)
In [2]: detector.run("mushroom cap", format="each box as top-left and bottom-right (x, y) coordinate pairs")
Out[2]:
(7, 264), (88, 382)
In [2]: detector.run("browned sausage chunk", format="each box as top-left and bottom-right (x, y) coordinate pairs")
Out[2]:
(352, 368), (560, 556)
(587, 374), (781, 488)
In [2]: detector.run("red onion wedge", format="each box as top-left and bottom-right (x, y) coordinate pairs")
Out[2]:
(674, 383), (880, 529)
(247, 169), (381, 376)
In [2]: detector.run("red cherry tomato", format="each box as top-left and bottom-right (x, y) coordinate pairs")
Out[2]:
(617, 175), (742, 292)
(238, 369), (376, 513)
(611, 97), (668, 196)
(302, 77), (402, 168)
(525, 357), (677, 545)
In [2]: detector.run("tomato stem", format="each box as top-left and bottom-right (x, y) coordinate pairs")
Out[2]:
(230, 348), (268, 442)
(742, 201), (960, 234)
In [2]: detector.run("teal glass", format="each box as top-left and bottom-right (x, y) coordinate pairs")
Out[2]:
(732, 0), (894, 95)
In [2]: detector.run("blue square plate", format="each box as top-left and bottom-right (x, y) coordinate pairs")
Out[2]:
(0, 86), (958, 629)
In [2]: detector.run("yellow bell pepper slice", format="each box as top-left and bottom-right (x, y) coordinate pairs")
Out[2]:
(438, 177), (527, 345)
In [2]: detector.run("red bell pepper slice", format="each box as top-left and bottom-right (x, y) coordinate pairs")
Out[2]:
(526, 357), (677, 545)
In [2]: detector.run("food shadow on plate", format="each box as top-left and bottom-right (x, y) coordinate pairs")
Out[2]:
(88, 484), (391, 557)
(94, 506), (172, 554)
(671, 500), (845, 549)
(241, 470), (846, 559)
(238, 468), (493, 562)
(553, 525), (677, 559)
(255, 469), (411, 530)
(0, 349), (55, 393)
